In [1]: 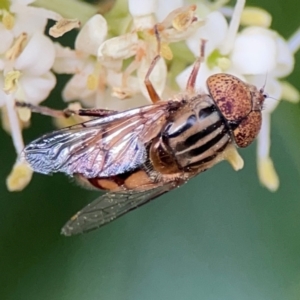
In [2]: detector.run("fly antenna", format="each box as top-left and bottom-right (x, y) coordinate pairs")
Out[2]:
(260, 72), (268, 94)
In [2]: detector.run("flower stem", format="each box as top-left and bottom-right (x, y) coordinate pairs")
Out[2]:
(219, 0), (245, 55)
(288, 27), (300, 54)
(5, 94), (24, 155)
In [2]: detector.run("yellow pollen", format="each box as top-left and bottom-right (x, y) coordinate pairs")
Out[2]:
(49, 18), (81, 38)
(172, 5), (196, 31)
(241, 7), (272, 28)
(4, 70), (21, 94)
(87, 74), (98, 90)
(258, 157), (279, 192)
(6, 32), (28, 61)
(2, 9), (15, 30)
(216, 57), (231, 71)
(112, 87), (133, 100)
(223, 144), (244, 171)
(281, 81), (300, 103)
(161, 43), (173, 60)
(6, 162), (33, 192)
(17, 106), (31, 122)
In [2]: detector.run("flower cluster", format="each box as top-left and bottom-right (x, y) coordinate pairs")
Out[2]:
(53, 1), (203, 108)
(1, 0), (300, 192)
(0, 0), (80, 190)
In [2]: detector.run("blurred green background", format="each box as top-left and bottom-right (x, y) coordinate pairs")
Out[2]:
(1, 0), (300, 299)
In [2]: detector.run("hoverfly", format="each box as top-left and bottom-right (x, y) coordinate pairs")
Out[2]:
(19, 29), (266, 236)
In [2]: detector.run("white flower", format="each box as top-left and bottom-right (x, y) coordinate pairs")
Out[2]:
(97, 1), (202, 102)
(0, 33), (56, 192)
(0, 32), (56, 150)
(0, 0), (59, 191)
(0, 0), (63, 38)
(53, 14), (109, 108)
(55, 1), (203, 109)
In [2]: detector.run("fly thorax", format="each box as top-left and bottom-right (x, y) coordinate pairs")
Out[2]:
(161, 95), (230, 171)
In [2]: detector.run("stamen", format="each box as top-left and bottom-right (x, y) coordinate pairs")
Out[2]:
(86, 62), (102, 90)
(87, 74), (98, 90)
(172, 5), (197, 32)
(6, 161), (33, 192)
(216, 57), (231, 71)
(223, 144), (244, 171)
(161, 43), (173, 60)
(2, 9), (14, 30)
(256, 113), (279, 190)
(17, 106), (31, 122)
(49, 18), (81, 38)
(240, 7), (272, 28)
(220, 0), (245, 55)
(4, 70), (21, 94)
(5, 33), (27, 61)
(257, 157), (279, 192)
(281, 81), (300, 103)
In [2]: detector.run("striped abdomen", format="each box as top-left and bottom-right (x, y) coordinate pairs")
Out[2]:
(153, 95), (231, 173)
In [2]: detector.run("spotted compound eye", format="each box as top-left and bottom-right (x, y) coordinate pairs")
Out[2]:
(206, 73), (264, 148)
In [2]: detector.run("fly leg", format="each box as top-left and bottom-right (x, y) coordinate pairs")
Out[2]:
(144, 24), (162, 104)
(15, 101), (117, 118)
(186, 39), (207, 93)
(77, 108), (117, 117)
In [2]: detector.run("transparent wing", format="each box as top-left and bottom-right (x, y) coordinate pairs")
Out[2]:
(22, 103), (170, 178)
(61, 183), (176, 236)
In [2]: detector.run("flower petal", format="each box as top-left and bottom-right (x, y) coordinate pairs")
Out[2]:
(75, 14), (108, 56)
(128, 0), (156, 17)
(155, 0), (184, 22)
(0, 24), (14, 54)
(17, 72), (56, 104)
(0, 76), (6, 107)
(14, 32), (55, 76)
(187, 11), (228, 57)
(62, 66), (96, 105)
(272, 35), (294, 78)
(12, 0), (35, 5)
(0, 58), (5, 71)
(98, 33), (139, 61)
(52, 43), (86, 74)
(10, 4), (51, 36)
(230, 27), (277, 74)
